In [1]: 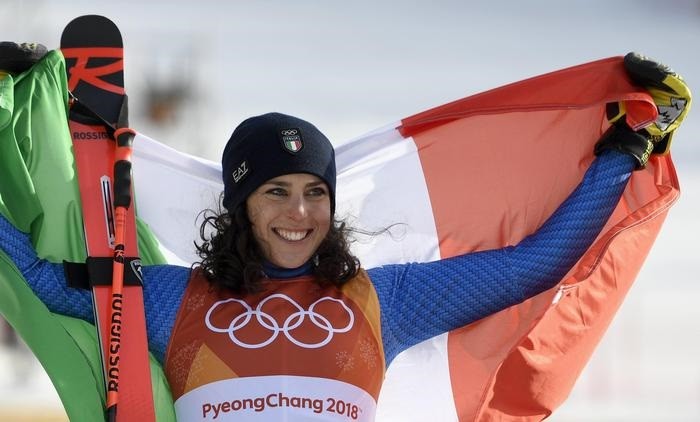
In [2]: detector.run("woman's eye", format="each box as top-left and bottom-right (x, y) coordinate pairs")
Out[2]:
(307, 187), (327, 197)
(266, 188), (287, 196)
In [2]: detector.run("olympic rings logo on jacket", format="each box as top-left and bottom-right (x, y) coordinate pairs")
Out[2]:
(204, 293), (355, 349)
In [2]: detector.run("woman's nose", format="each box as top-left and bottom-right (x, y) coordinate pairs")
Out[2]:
(286, 195), (307, 220)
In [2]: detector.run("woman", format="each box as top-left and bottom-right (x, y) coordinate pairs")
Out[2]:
(0, 54), (690, 420)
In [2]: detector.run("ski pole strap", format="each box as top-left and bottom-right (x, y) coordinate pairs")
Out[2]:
(64, 257), (144, 289)
(68, 92), (118, 133)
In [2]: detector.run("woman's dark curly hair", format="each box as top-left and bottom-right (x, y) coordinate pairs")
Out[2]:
(195, 203), (360, 294)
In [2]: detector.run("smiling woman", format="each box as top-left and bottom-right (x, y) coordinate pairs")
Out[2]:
(195, 113), (360, 296)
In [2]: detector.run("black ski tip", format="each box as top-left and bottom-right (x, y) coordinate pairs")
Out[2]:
(61, 14), (126, 125)
(61, 15), (123, 48)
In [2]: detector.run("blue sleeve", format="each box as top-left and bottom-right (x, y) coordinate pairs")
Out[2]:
(368, 150), (636, 365)
(141, 265), (188, 362)
(0, 214), (95, 322)
(0, 213), (187, 364)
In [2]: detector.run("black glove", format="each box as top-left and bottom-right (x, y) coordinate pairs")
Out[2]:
(0, 41), (48, 74)
(594, 122), (653, 170)
(607, 52), (692, 155)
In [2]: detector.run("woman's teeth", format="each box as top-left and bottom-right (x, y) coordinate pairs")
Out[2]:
(276, 229), (309, 241)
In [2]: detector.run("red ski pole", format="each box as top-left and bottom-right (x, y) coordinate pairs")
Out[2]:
(105, 124), (136, 421)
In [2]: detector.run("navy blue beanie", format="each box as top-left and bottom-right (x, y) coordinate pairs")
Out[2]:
(221, 112), (336, 214)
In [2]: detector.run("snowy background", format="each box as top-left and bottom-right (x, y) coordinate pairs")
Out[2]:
(2, 0), (699, 420)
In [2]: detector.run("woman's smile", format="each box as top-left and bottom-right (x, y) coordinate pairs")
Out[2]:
(274, 228), (312, 242)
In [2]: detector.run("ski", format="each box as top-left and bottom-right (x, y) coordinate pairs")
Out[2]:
(61, 15), (155, 421)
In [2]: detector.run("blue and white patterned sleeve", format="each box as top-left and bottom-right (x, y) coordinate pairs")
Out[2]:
(0, 213), (187, 363)
(368, 150), (637, 365)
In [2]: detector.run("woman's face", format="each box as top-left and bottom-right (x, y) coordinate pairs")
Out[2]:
(246, 173), (331, 269)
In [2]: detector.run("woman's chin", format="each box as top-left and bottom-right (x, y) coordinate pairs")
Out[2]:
(268, 255), (312, 269)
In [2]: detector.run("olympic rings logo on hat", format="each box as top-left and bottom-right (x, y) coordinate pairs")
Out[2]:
(280, 129), (299, 136)
(204, 293), (354, 349)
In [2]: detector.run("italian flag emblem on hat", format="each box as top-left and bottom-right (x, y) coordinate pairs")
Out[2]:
(280, 128), (303, 153)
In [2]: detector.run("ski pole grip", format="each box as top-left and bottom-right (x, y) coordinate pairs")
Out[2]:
(114, 127), (135, 148)
(113, 128), (135, 209)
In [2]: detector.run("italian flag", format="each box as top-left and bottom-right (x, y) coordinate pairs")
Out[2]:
(0, 50), (678, 421)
